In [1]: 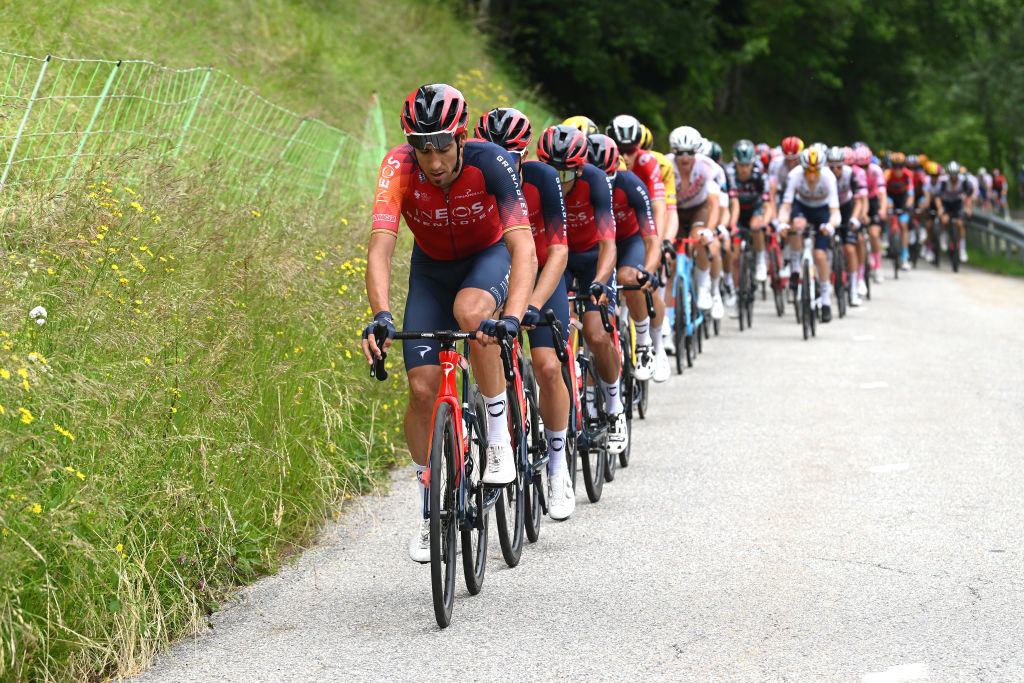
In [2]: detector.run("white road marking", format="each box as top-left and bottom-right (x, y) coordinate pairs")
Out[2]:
(859, 381), (889, 389)
(862, 662), (929, 683)
(870, 463), (910, 473)
(853, 334), (875, 341)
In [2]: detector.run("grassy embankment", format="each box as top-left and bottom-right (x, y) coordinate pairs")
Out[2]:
(0, 1), (552, 680)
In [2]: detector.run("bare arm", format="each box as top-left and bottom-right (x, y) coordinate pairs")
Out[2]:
(502, 228), (539, 321)
(529, 245), (567, 310)
(362, 231), (398, 361)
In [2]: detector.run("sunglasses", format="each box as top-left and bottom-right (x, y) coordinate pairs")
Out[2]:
(619, 145), (638, 155)
(558, 168), (579, 184)
(674, 149), (696, 158)
(406, 131), (455, 151)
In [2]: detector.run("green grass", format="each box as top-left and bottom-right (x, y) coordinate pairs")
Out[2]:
(0, 1), (554, 680)
(966, 245), (1024, 276)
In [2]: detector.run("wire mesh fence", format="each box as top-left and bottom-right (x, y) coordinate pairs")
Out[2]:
(0, 49), (388, 205)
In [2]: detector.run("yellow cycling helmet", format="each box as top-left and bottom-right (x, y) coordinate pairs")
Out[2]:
(926, 161), (940, 175)
(639, 124), (654, 151)
(562, 115), (598, 136)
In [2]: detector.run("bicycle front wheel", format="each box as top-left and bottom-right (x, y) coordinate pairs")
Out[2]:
(429, 402), (458, 628)
(494, 387), (524, 568)
(673, 277), (685, 375)
(461, 387), (487, 595)
(522, 361), (544, 544)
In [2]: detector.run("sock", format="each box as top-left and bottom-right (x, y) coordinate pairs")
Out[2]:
(483, 391), (510, 447)
(757, 250), (766, 267)
(858, 264), (865, 280)
(711, 275), (721, 298)
(849, 271), (858, 293)
(790, 253), (802, 274)
(901, 247), (909, 260)
(585, 385), (596, 415)
(872, 252), (882, 270)
(695, 267), (710, 290)
(820, 280), (831, 306)
(781, 244), (791, 263)
(601, 377), (623, 415)
(665, 305), (675, 328)
(546, 428), (567, 477)
(651, 323), (664, 355)
(413, 464), (427, 500)
(634, 316), (652, 346)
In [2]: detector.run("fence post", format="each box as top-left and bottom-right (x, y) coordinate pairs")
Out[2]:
(173, 67), (212, 158)
(252, 118), (306, 199)
(0, 54), (51, 195)
(61, 59), (121, 192)
(319, 131), (346, 199)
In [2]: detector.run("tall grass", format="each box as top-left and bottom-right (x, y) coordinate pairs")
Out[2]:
(0, 164), (408, 680)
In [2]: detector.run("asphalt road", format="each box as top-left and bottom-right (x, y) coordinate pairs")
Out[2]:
(138, 262), (1024, 682)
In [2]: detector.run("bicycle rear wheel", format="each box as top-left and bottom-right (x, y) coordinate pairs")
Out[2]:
(461, 387), (487, 595)
(522, 361), (544, 544)
(738, 251), (747, 332)
(579, 361), (605, 503)
(673, 278), (685, 375)
(429, 402), (458, 628)
(636, 378), (648, 419)
(833, 244), (847, 319)
(800, 262), (811, 341)
(494, 386), (524, 568)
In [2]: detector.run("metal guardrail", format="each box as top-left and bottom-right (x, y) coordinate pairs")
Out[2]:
(964, 211), (1024, 264)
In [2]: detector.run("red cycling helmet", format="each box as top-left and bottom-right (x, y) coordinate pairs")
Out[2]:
(587, 134), (620, 176)
(474, 107), (532, 152)
(781, 136), (805, 157)
(401, 84), (468, 150)
(536, 124), (589, 170)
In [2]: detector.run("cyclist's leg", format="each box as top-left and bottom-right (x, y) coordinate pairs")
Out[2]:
(750, 209), (767, 280)
(568, 246), (621, 401)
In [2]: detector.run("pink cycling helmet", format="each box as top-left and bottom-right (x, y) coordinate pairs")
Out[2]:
(854, 146), (872, 166)
(843, 146), (855, 165)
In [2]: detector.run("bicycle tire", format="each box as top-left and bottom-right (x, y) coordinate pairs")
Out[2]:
(673, 277), (686, 375)
(737, 251), (747, 332)
(428, 402), (458, 628)
(892, 222), (900, 280)
(494, 385), (524, 568)
(800, 261), (811, 341)
(636, 378), (648, 419)
(834, 243), (847, 319)
(689, 283), (701, 362)
(616, 413), (632, 470)
(863, 244), (872, 300)
(522, 361), (544, 544)
(579, 360), (605, 503)
(951, 232), (960, 273)
(461, 387), (487, 595)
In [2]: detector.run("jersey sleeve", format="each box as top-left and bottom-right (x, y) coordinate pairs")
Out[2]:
(782, 169), (798, 204)
(479, 147), (532, 235)
(659, 155), (677, 210)
(636, 153), (666, 202)
(370, 145), (415, 238)
(827, 170), (840, 209)
(587, 165), (616, 241)
(538, 164), (568, 249)
(625, 177), (656, 238)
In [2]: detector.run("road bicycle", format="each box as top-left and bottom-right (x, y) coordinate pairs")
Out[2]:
(888, 206), (910, 279)
(370, 326), (507, 628)
(790, 226), (819, 340)
(613, 271), (656, 470)
(733, 230), (756, 331)
(766, 223), (786, 317)
(830, 230), (847, 319)
(665, 239), (704, 375)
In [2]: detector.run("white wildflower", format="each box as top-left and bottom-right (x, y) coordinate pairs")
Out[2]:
(29, 305), (47, 325)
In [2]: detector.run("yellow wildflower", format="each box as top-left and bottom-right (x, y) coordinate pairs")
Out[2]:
(0, 369), (9, 379)
(18, 407), (33, 424)
(31, 503), (42, 514)
(54, 424), (75, 440)
(17, 368), (27, 379)
(64, 466), (75, 473)
(76, 471), (85, 480)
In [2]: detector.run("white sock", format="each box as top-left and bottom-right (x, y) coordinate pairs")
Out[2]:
(790, 253), (801, 273)
(546, 428), (567, 477)
(820, 280), (831, 306)
(757, 250), (766, 267)
(634, 317), (651, 346)
(782, 245), (791, 264)
(849, 271), (858, 293)
(585, 385), (596, 415)
(695, 267), (710, 290)
(711, 275), (721, 298)
(601, 377), (623, 415)
(651, 323), (664, 354)
(413, 464), (427, 501)
(483, 391), (510, 446)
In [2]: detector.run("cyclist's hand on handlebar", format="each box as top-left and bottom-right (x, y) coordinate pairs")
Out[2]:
(476, 315), (521, 347)
(634, 267), (653, 290)
(361, 311), (395, 363)
(589, 281), (612, 307)
(697, 228), (715, 245)
(819, 222), (835, 237)
(521, 305), (541, 329)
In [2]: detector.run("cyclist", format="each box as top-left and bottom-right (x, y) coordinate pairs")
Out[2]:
(640, 123), (680, 359)
(607, 115), (670, 380)
(537, 124), (628, 455)
(934, 160), (973, 263)
(770, 136), (805, 280)
(474, 108), (575, 520)
(726, 139), (772, 294)
(921, 160), (943, 262)
(854, 144), (888, 283)
(883, 151), (915, 270)
(827, 145), (866, 306)
(846, 147), (871, 298)
(778, 146), (841, 323)
(666, 125), (725, 320)
(563, 115), (599, 136)
(701, 138), (737, 312)
(363, 84), (537, 562)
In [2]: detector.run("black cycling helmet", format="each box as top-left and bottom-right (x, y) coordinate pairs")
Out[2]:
(707, 140), (723, 163)
(401, 84), (468, 150)
(474, 107), (532, 152)
(587, 134), (620, 176)
(733, 139), (756, 164)
(536, 124), (589, 170)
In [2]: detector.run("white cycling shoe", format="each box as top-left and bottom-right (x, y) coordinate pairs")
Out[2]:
(663, 331), (676, 356)
(779, 263), (791, 280)
(710, 294), (724, 320)
(607, 412), (628, 455)
(697, 285), (712, 311)
(634, 344), (655, 381)
(653, 347), (670, 383)
(409, 518), (430, 564)
(857, 279), (868, 297)
(481, 442), (515, 485)
(547, 470), (575, 520)
(755, 261), (768, 282)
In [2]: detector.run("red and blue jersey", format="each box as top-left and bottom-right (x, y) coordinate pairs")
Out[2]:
(884, 167), (915, 197)
(370, 140), (530, 260)
(563, 163), (615, 252)
(521, 160), (567, 268)
(611, 170), (655, 242)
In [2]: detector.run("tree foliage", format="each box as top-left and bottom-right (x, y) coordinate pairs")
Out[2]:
(464, 0), (1024, 172)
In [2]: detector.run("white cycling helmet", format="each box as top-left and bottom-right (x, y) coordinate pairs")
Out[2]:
(698, 137), (712, 155)
(669, 126), (702, 154)
(826, 145), (846, 164)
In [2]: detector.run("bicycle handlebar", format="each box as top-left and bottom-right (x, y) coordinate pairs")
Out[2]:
(543, 309), (570, 363)
(371, 326), (479, 382)
(570, 292), (615, 333)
